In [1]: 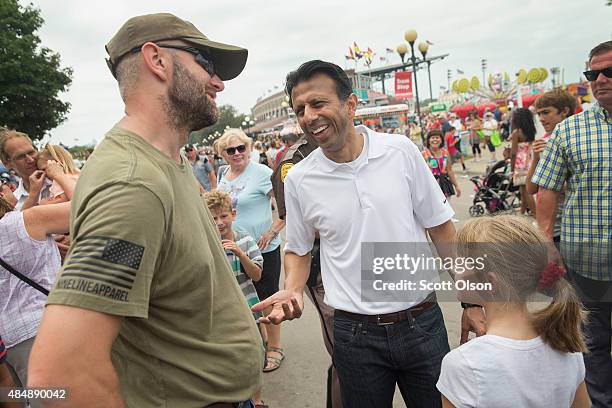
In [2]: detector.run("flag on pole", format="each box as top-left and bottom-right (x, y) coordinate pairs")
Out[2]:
(385, 47), (394, 53)
(348, 47), (354, 60)
(364, 47), (375, 64)
(353, 42), (363, 59)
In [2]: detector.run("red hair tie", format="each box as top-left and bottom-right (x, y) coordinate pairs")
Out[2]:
(537, 262), (566, 291)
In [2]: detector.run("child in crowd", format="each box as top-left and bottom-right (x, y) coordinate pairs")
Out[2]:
(21, 156), (76, 210)
(437, 215), (590, 408)
(510, 108), (537, 216)
(204, 191), (268, 408)
(444, 125), (466, 171)
(38, 144), (80, 205)
(526, 89), (576, 246)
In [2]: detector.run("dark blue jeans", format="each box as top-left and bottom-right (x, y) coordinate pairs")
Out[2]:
(332, 304), (450, 408)
(567, 269), (612, 408)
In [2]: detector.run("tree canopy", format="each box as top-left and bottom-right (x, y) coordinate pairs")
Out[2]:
(189, 104), (247, 145)
(0, 0), (73, 140)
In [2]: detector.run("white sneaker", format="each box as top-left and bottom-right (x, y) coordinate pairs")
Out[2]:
(452, 218), (460, 223)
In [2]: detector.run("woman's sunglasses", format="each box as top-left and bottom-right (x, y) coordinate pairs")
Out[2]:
(584, 67), (612, 81)
(225, 145), (247, 155)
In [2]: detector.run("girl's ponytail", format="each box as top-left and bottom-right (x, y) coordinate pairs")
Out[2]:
(531, 277), (588, 353)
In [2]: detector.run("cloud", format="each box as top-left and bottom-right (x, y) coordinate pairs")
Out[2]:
(25, 0), (612, 145)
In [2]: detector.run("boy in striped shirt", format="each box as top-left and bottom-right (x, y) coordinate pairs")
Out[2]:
(204, 191), (264, 318)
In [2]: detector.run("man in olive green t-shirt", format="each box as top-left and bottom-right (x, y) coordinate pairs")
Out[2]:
(28, 13), (263, 407)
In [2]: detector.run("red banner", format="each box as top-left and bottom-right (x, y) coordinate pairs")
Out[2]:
(395, 71), (413, 99)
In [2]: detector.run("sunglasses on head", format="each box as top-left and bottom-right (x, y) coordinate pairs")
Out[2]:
(584, 67), (612, 81)
(225, 145), (247, 155)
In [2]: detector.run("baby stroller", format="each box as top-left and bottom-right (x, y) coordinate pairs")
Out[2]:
(468, 160), (520, 216)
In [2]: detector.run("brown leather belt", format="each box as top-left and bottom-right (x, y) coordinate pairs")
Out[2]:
(206, 402), (250, 408)
(335, 293), (437, 326)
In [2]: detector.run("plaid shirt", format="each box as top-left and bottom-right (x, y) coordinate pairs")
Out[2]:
(532, 102), (612, 280)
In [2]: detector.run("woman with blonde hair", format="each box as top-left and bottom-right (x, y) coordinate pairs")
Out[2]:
(437, 215), (590, 408)
(216, 128), (286, 373)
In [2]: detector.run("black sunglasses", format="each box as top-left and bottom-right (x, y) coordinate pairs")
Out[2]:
(107, 43), (216, 78)
(584, 67), (612, 81)
(225, 145), (247, 155)
(155, 44), (215, 77)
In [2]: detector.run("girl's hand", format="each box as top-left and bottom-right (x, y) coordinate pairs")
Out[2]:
(44, 160), (63, 180)
(28, 170), (46, 194)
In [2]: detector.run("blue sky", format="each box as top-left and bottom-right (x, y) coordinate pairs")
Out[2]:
(26, 0), (612, 146)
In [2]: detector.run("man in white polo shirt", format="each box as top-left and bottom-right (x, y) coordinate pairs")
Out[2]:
(254, 60), (485, 407)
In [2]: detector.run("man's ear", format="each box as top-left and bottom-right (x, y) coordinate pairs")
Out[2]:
(140, 42), (171, 82)
(346, 93), (358, 117)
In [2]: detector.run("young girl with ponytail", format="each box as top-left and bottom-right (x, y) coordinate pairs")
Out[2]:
(437, 215), (590, 408)
(35, 144), (80, 206)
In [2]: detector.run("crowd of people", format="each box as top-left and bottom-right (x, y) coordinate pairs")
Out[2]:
(0, 11), (610, 408)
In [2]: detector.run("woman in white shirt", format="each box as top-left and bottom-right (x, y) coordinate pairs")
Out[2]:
(481, 112), (498, 162)
(437, 215), (590, 408)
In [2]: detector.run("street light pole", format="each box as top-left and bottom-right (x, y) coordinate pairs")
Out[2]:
(404, 30), (422, 124)
(418, 42), (433, 101)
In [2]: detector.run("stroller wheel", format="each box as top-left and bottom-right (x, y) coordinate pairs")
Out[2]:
(469, 205), (485, 217)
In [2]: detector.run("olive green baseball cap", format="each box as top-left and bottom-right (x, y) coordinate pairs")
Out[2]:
(105, 13), (248, 81)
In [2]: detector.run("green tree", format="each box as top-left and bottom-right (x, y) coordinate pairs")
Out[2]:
(0, 0), (73, 141)
(189, 104), (246, 145)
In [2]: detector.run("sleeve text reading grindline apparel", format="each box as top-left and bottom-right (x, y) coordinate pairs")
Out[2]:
(47, 128), (264, 408)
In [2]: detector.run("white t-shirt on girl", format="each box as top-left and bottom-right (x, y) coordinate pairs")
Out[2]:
(437, 335), (585, 408)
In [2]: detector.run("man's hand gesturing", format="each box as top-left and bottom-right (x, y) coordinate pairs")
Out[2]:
(252, 290), (304, 324)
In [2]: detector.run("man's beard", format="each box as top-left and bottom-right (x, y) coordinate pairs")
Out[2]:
(162, 60), (219, 132)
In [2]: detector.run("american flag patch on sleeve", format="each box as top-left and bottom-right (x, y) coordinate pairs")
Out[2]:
(61, 236), (145, 290)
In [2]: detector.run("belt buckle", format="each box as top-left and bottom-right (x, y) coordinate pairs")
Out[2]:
(376, 314), (395, 326)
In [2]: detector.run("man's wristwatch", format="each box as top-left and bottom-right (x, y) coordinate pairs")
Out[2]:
(461, 302), (483, 309)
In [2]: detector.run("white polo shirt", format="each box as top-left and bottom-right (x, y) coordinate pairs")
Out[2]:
(284, 125), (454, 314)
